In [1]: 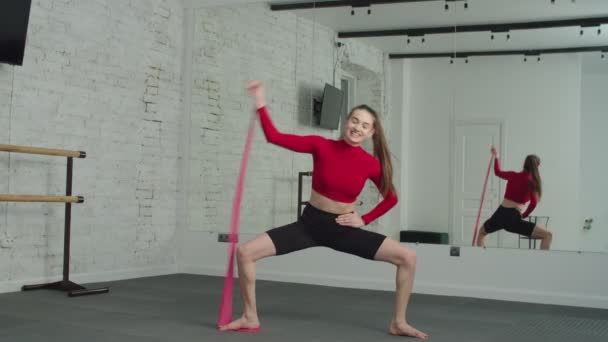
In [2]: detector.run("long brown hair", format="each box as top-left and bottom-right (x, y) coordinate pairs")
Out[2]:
(523, 154), (542, 198)
(347, 105), (395, 196)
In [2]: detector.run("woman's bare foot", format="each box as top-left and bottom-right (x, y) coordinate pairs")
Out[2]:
(389, 320), (429, 339)
(218, 316), (260, 331)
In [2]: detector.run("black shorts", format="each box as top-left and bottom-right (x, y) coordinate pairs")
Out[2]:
(483, 206), (536, 237)
(266, 204), (387, 260)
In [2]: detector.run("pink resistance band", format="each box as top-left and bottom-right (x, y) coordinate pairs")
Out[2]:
(472, 155), (494, 246)
(217, 113), (257, 327)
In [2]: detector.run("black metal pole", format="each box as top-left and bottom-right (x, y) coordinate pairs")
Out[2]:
(63, 157), (73, 282)
(298, 172), (304, 221)
(297, 172), (313, 220)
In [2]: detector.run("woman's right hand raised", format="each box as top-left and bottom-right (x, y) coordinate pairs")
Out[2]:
(490, 146), (499, 158)
(246, 80), (266, 108)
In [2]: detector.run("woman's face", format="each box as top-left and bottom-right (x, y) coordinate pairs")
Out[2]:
(344, 109), (375, 146)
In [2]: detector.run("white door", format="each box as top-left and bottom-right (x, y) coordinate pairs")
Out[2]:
(452, 122), (502, 247)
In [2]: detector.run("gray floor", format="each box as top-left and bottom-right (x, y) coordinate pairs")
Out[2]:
(1, 274), (607, 342)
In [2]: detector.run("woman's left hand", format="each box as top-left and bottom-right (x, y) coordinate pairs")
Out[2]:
(336, 212), (365, 228)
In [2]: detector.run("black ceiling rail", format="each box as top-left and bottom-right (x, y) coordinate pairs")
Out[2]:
(389, 45), (608, 59)
(270, 0), (445, 11)
(338, 16), (608, 38)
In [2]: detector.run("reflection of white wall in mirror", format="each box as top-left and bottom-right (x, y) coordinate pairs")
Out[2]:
(580, 68), (608, 252)
(384, 60), (411, 240)
(396, 55), (584, 251)
(400, 59), (453, 237)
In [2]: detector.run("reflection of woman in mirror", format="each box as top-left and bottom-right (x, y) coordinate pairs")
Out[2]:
(218, 81), (428, 339)
(476, 147), (552, 250)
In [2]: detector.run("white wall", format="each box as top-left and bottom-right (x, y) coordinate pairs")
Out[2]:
(405, 55), (583, 251)
(0, 0), (185, 293)
(579, 69), (608, 252)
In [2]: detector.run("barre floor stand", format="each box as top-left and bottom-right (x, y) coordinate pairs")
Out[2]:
(0, 144), (109, 297)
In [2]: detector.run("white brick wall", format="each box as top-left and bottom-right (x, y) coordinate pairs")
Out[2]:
(0, 1), (391, 292)
(187, 4), (389, 238)
(0, 0), (184, 288)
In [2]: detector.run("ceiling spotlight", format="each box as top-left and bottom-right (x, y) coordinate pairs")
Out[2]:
(598, 28), (602, 35)
(580, 29), (584, 36)
(465, 58), (469, 63)
(445, 2), (449, 10)
(464, 1), (469, 9)
(367, 8), (371, 15)
(450, 59), (454, 64)
(491, 34), (494, 40)
(551, 0), (555, 3)
(537, 56), (541, 62)
(602, 53), (605, 59)
(406, 38), (411, 44)
(524, 57), (527, 62)
(421, 37), (425, 43)
(351, 9), (355, 15)
(507, 33), (511, 40)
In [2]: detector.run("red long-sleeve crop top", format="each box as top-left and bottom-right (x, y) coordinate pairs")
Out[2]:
(257, 106), (398, 225)
(494, 158), (538, 218)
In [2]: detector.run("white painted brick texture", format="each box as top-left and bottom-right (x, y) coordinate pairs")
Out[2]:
(0, 0), (184, 286)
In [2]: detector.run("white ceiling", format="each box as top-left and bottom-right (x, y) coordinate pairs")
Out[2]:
(189, 0), (608, 57)
(275, 0), (608, 55)
(268, 0), (608, 31)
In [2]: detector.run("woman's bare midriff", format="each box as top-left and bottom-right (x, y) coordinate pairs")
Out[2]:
(308, 189), (355, 215)
(500, 198), (525, 213)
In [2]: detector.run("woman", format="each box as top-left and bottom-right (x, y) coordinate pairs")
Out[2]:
(219, 81), (428, 339)
(476, 147), (552, 250)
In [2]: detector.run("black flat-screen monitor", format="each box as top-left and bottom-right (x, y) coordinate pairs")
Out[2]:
(0, 0), (33, 66)
(319, 83), (344, 130)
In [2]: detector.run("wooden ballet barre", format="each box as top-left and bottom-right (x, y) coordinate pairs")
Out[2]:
(0, 195), (84, 203)
(0, 144), (86, 158)
(0, 143), (108, 297)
